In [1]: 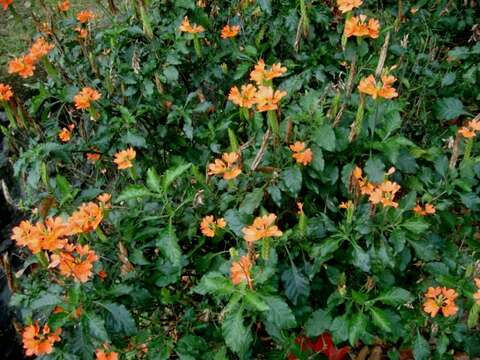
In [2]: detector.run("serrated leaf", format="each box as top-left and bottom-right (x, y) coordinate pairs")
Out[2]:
(163, 163), (192, 192)
(370, 288), (414, 306)
(434, 97), (468, 121)
(193, 272), (235, 296)
(257, 0), (272, 15)
(369, 307), (392, 333)
(156, 228), (181, 266)
(330, 315), (349, 343)
(349, 312), (367, 345)
(262, 295), (296, 329)
(146, 168), (162, 193)
(239, 189), (264, 214)
(314, 124), (336, 152)
(280, 166), (302, 198)
(87, 314), (109, 342)
(281, 265), (310, 305)
(412, 332), (430, 360)
(402, 218), (430, 234)
(244, 291), (269, 312)
(222, 308), (253, 357)
(364, 157), (385, 183)
(305, 309), (332, 337)
(116, 185), (153, 203)
(31, 293), (62, 310)
(101, 302), (137, 335)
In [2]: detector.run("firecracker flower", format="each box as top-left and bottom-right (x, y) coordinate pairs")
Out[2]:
(49, 244), (99, 283)
(337, 0), (363, 13)
(200, 215), (226, 237)
(67, 202), (103, 234)
(254, 85), (287, 112)
(242, 213), (283, 242)
(8, 55), (36, 78)
(179, 16), (205, 34)
(58, 128), (72, 143)
(358, 74), (398, 99)
(73, 87), (101, 110)
(458, 119), (480, 138)
(75, 27), (89, 39)
(289, 142), (313, 165)
(76, 10), (95, 23)
(57, 0), (69, 12)
(250, 59), (287, 85)
(113, 147), (136, 170)
(0, 83), (13, 101)
(97, 193), (112, 207)
(413, 203), (436, 216)
(230, 255), (253, 288)
(22, 322), (62, 356)
(29, 37), (55, 62)
(474, 278), (480, 305)
(208, 152), (242, 180)
(423, 286), (458, 318)
(96, 345), (119, 360)
(11, 217), (68, 254)
(228, 84), (257, 109)
(368, 180), (401, 208)
(0, 0), (12, 10)
(344, 15), (380, 39)
(221, 24), (240, 39)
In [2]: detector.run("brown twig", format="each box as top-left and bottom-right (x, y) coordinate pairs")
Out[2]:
(250, 129), (271, 171)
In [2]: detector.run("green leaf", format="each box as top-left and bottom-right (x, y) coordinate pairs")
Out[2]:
(280, 166), (302, 198)
(441, 72), (456, 87)
(193, 272), (235, 296)
(262, 295), (296, 329)
(156, 228), (182, 266)
(364, 157), (385, 183)
(101, 302), (137, 335)
(163, 163), (192, 192)
(31, 293), (62, 310)
(412, 332), (430, 360)
(257, 0), (272, 15)
(352, 245), (371, 272)
(305, 309), (332, 337)
(370, 288), (414, 306)
(222, 308), (253, 357)
(244, 291), (269, 312)
(402, 218), (430, 234)
(468, 303), (480, 328)
(330, 315), (349, 343)
(349, 312), (367, 345)
(116, 185), (153, 203)
(163, 66), (179, 83)
(146, 168), (162, 193)
(369, 307), (392, 333)
(314, 124), (336, 152)
(239, 189), (264, 215)
(281, 265), (310, 305)
(87, 313), (109, 342)
(434, 97), (468, 121)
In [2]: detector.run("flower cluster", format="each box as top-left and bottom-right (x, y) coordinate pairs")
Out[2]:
(423, 287), (458, 318)
(114, 147), (136, 170)
(221, 24), (240, 39)
(337, 0), (363, 13)
(58, 124), (75, 143)
(352, 166), (401, 208)
(344, 15), (380, 39)
(208, 152), (242, 180)
(413, 203), (436, 216)
(242, 213), (283, 243)
(0, 83), (13, 101)
(57, 0), (70, 12)
(49, 244), (99, 283)
(458, 119), (480, 138)
(179, 16), (204, 34)
(200, 216), (226, 237)
(73, 87), (102, 110)
(22, 322), (62, 356)
(75, 10), (95, 38)
(1, 0), (12, 11)
(230, 255), (252, 288)
(229, 59), (287, 112)
(289, 142), (313, 166)
(358, 74), (398, 100)
(8, 37), (55, 78)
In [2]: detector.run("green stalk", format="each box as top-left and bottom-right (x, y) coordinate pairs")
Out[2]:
(463, 138), (474, 162)
(140, 4), (154, 39)
(349, 94), (365, 142)
(261, 238), (270, 260)
(42, 58), (60, 82)
(267, 110), (279, 139)
(193, 34), (202, 58)
(1, 101), (17, 129)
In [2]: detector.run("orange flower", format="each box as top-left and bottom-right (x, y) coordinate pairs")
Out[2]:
(228, 84), (257, 109)
(230, 255), (253, 287)
(58, 128), (72, 143)
(467, 119), (480, 131)
(57, 0), (69, 12)
(86, 148), (101, 163)
(368, 180), (401, 208)
(50, 244), (99, 283)
(29, 37), (55, 62)
(77, 10), (95, 23)
(339, 200), (354, 209)
(458, 119), (480, 138)
(22, 322), (62, 356)
(297, 202), (304, 215)
(75, 27), (89, 39)
(113, 147), (136, 170)
(96, 348), (119, 360)
(34, 217), (69, 252)
(0, 83), (13, 101)
(179, 16), (205, 34)
(221, 25), (240, 39)
(242, 213), (283, 242)
(413, 203), (436, 216)
(289, 141), (313, 166)
(8, 56), (36, 78)
(254, 85), (287, 112)
(423, 287), (458, 318)
(12, 220), (40, 253)
(344, 15), (380, 39)
(208, 152), (242, 180)
(358, 74), (398, 100)
(474, 278), (480, 305)
(0, 0), (12, 10)
(97, 193), (112, 204)
(200, 215), (226, 237)
(337, 0), (363, 13)
(67, 202), (103, 234)
(250, 59), (287, 85)
(73, 87), (101, 110)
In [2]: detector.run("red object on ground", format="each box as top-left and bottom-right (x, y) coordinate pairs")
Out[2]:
(288, 333), (350, 360)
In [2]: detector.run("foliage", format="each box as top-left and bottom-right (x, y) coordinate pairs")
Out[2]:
(1, 0), (480, 359)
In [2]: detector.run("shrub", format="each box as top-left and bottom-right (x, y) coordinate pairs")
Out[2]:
(1, 0), (480, 359)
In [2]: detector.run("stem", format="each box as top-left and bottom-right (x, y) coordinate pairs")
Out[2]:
(463, 138), (474, 162)
(267, 110), (279, 140)
(193, 35), (202, 58)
